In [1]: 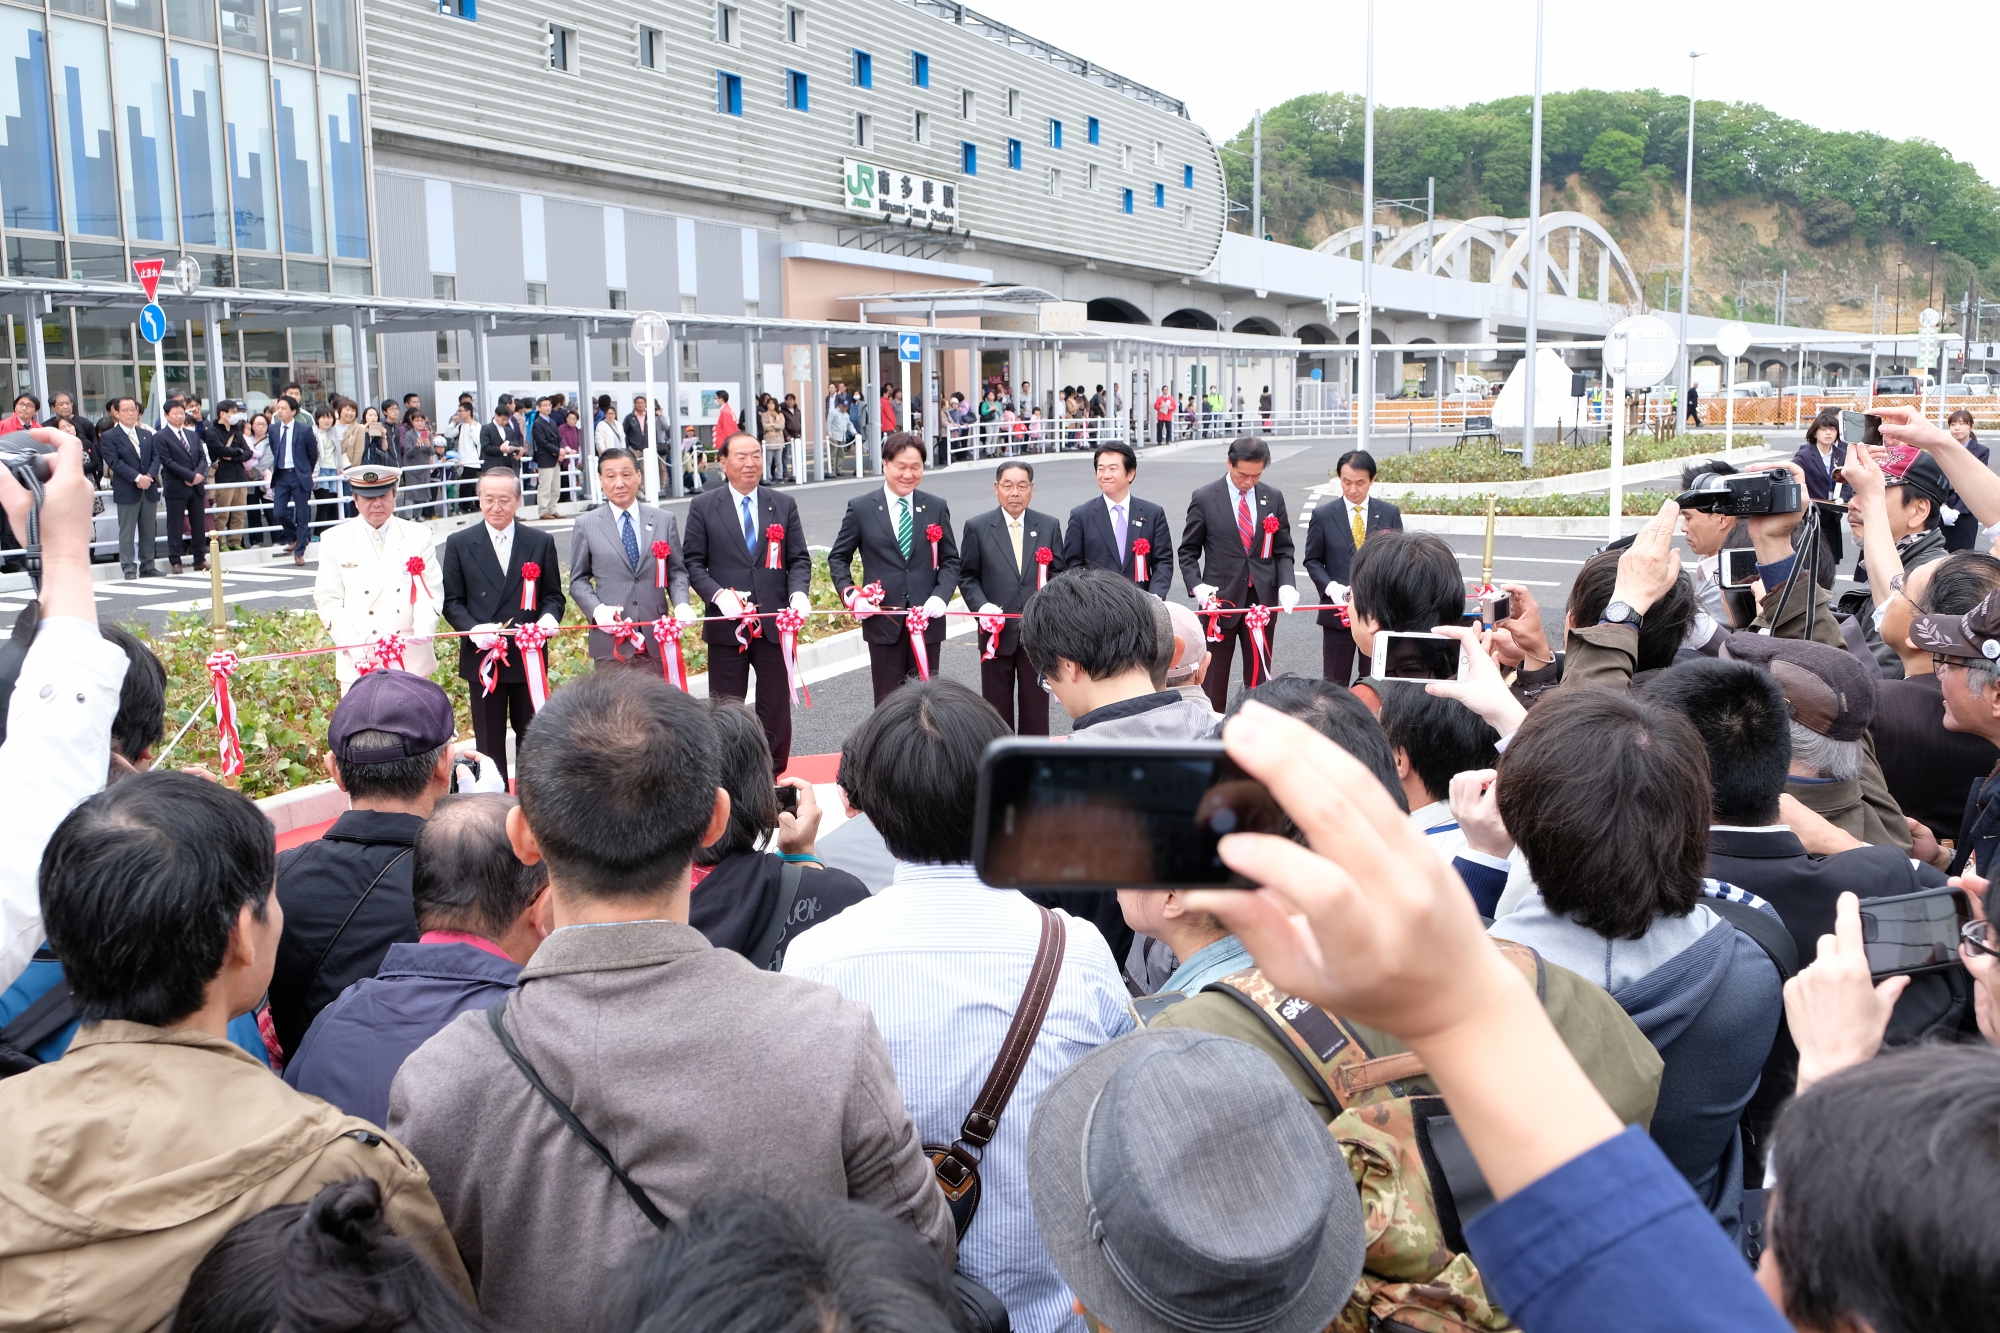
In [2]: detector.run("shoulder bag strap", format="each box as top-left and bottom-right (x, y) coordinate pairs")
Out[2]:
(486, 999), (669, 1230)
(1706, 897), (1800, 981)
(748, 859), (805, 972)
(298, 847), (414, 1008)
(957, 904), (1066, 1153)
(0, 978), (78, 1057)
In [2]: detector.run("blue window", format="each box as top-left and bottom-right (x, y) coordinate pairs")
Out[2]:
(1183, 163), (1194, 189)
(911, 50), (929, 87)
(1154, 182), (1165, 208)
(786, 69), (808, 111)
(1121, 187), (1133, 214)
(1087, 116), (1099, 144)
(717, 71), (742, 115)
(438, 0), (474, 18)
(1048, 118), (1062, 149)
(1007, 137), (1021, 170)
(852, 49), (871, 88)
(961, 140), (977, 175)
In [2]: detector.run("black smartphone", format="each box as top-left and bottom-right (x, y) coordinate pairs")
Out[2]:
(972, 740), (1284, 890)
(1858, 887), (1971, 978)
(450, 756), (479, 793)
(1720, 547), (1761, 589)
(774, 784), (799, 814)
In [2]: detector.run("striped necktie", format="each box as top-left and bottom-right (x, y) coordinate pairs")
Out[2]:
(896, 496), (913, 559)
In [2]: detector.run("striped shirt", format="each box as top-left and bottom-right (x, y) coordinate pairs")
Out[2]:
(783, 862), (1134, 1333)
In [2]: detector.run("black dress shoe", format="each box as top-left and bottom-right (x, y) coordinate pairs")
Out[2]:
(138, 568), (162, 578)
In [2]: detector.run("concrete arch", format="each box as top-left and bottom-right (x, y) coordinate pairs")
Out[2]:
(1162, 307), (1218, 330)
(1489, 212), (1643, 304)
(1343, 328), (1393, 344)
(1295, 322), (1336, 345)
(1087, 297), (1150, 325)
(1232, 316), (1281, 336)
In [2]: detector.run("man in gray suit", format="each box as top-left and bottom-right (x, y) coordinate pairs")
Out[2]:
(568, 448), (690, 667)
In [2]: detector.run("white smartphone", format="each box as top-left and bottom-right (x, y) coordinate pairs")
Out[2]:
(1720, 547), (1761, 589)
(1369, 631), (1470, 683)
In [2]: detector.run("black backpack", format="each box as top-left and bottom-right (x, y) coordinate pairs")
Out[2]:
(0, 949), (78, 1078)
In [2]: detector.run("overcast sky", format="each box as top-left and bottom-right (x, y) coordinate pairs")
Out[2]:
(971, 0), (2000, 186)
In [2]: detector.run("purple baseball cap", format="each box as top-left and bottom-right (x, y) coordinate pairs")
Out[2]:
(328, 669), (455, 764)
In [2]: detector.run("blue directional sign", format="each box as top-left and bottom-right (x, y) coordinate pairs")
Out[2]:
(898, 332), (921, 363)
(139, 302), (168, 344)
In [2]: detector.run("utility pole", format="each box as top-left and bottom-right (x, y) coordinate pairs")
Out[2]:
(1777, 269), (1786, 328)
(1425, 175), (1436, 318)
(1520, 0), (1546, 465)
(1358, 0), (1374, 458)
(1251, 109), (1262, 241)
(1676, 52), (1703, 431)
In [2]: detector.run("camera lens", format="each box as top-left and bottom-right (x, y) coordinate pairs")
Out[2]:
(1208, 807), (1237, 834)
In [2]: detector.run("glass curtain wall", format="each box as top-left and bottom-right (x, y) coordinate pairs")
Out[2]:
(0, 0), (372, 415)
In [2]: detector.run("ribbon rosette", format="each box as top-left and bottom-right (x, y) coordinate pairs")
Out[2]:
(844, 580), (886, 620)
(1243, 604), (1274, 687)
(477, 634), (512, 697)
(1131, 538), (1152, 586)
(206, 650), (244, 777)
(1035, 546), (1054, 590)
(904, 605), (932, 681)
(651, 616), (689, 691)
(406, 555), (430, 608)
(652, 540), (671, 590)
(608, 617), (648, 662)
(774, 607), (813, 706)
(926, 522), (944, 571)
(360, 634), (406, 674)
(520, 561), (540, 614)
(514, 623), (551, 711)
(979, 613), (1006, 662)
(765, 523), (785, 571)
(1260, 513), (1279, 560)
(1199, 595), (1229, 643)
(730, 593), (763, 652)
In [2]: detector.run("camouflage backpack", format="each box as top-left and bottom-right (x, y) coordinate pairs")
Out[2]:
(1139, 943), (1547, 1333)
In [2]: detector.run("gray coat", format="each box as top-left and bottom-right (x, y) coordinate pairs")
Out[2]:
(1071, 695), (1222, 743)
(387, 920), (954, 1332)
(568, 501), (691, 660)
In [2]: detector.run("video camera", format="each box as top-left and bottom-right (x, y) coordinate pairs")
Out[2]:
(1674, 469), (1803, 517)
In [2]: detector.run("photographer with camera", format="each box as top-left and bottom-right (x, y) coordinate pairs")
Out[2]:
(1837, 440), (1950, 678)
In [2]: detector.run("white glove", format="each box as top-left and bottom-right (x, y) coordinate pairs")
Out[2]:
(1192, 583), (1217, 603)
(1325, 581), (1349, 605)
(978, 602), (1003, 616)
(536, 613), (559, 632)
(716, 589), (746, 618)
(1278, 584), (1300, 612)
(923, 596), (947, 618)
(469, 622), (501, 651)
(593, 603), (622, 628)
(452, 750), (507, 794)
(789, 591), (812, 613)
(406, 632), (434, 646)
(673, 602), (695, 623)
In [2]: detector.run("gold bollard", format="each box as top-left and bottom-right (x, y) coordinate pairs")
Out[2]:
(1479, 494), (1497, 592)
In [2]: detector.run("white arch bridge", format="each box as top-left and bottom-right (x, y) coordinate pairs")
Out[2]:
(1312, 212), (1645, 307)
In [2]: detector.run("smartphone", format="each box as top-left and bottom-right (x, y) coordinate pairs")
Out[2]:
(450, 756), (479, 794)
(1370, 631), (1469, 683)
(1858, 887), (1971, 978)
(1720, 547), (1761, 589)
(1837, 410), (1883, 448)
(972, 740), (1284, 890)
(774, 784), (799, 814)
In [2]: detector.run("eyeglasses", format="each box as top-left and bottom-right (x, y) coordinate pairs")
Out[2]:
(1962, 918), (2000, 961)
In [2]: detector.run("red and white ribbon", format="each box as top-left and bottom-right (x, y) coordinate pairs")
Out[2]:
(520, 561), (539, 614)
(1132, 538), (1151, 585)
(1243, 603), (1273, 687)
(651, 616), (689, 691)
(926, 522), (944, 570)
(774, 607), (813, 707)
(1260, 514), (1279, 560)
(406, 555), (430, 607)
(905, 606), (932, 681)
(979, 613), (1007, 661)
(765, 523), (785, 570)
(206, 650), (243, 777)
(653, 540), (671, 590)
(1035, 546), (1054, 590)
(360, 634), (406, 674)
(844, 580), (886, 619)
(1199, 596), (1229, 643)
(477, 635), (511, 697)
(608, 618), (647, 662)
(515, 623), (551, 711)
(731, 593), (762, 653)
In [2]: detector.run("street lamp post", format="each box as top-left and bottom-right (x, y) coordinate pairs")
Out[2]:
(1357, 0), (1374, 460)
(1677, 52), (1703, 435)
(1520, 0), (1547, 466)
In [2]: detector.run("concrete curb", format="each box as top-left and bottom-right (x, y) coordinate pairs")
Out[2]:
(1370, 446), (1783, 499)
(1402, 513), (1654, 539)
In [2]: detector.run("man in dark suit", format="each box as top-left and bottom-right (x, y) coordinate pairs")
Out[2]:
(529, 394), (563, 519)
(959, 460), (1063, 733)
(623, 395), (651, 455)
(265, 394), (318, 565)
(684, 429), (813, 771)
(1176, 435), (1299, 711)
(440, 467), (566, 784)
(102, 395), (159, 578)
(153, 396), (210, 574)
(1060, 442), (1171, 597)
(828, 431), (960, 704)
(480, 397), (523, 472)
(1303, 448), (1402, 684)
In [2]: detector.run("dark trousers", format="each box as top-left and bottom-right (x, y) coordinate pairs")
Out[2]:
(1204, 611), (1277, 713)
(867, 634), (942, 705)
(1154, 418), (1171, 444)
(272, 473), (314, 555)
(116, 497), (158, 575)
(1322, 623), (1359, 687)
(469, 680), (534, 785)
(981, 642), (1049, 735)
(163, 487), (207, 565)
(708, 633), (795, 773)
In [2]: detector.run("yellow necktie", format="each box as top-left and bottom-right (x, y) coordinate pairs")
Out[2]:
(1351, 502), (1366, 549)
(1009, 517), (1023, 570)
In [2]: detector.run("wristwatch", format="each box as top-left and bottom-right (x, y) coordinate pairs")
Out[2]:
(1599, 600), (1643, 630)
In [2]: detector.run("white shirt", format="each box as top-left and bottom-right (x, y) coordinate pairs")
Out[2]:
(272, 418), (296, 472)
(1342, 494), (1371, 530)
(883, 484), (915, 542)
(485, 520), (514, 571)
(784, 863), (1135, 1333)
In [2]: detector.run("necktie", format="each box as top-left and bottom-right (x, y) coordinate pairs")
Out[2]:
(1237, 489), (1254, 553)
(621, 510), (640, 571)
(1351, 501), (1366, 549)
(742, 496), (756, 552)
(1008, 517), (1023, 571)
(1112, 503), (1128, 558)
(896, 496), (913, 560)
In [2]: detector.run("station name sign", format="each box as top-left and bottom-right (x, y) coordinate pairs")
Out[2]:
(843, 159), (960, 228)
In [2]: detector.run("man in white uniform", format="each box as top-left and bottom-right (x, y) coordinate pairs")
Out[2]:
(314, 463), (443, 691)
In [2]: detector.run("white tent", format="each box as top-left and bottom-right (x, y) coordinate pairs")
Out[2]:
(1489, 346), (1585, 430)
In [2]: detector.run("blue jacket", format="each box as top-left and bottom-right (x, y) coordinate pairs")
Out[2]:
(283, 940), (520, 1127)
(0, 946), (269, 1065)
